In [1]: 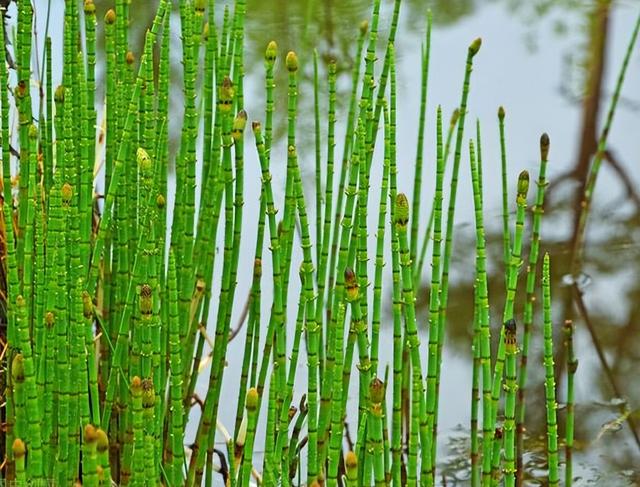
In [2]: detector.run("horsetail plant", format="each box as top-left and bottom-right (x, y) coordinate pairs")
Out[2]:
(4, 0), (634, 484)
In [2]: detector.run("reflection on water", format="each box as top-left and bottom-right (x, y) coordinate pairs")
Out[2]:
(100, 0), (640, 482)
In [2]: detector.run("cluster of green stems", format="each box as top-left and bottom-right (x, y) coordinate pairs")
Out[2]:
(2, 0), (639, 485)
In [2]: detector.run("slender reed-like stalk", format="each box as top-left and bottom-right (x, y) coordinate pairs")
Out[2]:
(564, 320), (577, 487)
(516, 133), (550, 481)
(543, 254), (559, 486)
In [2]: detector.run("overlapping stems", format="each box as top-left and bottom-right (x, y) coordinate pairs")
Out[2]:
(7, 0), (639, 484)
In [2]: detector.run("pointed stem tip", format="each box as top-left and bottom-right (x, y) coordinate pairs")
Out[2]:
(540, 133), (550, 160)
(469, 37), (482, 56)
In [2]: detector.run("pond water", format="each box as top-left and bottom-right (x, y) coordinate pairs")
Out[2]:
(37, 0), (640, 484)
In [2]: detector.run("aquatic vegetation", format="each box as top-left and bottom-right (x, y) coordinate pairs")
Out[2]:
(1, 0), (639, 485)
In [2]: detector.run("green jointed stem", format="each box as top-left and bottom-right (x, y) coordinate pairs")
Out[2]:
(425, 107), (445, 484)
(233, 257), (263, 448)
(414, 108), (459, 289)
(88, 3), (167, 296)
(272, 274), (306, 483)
(16, 295), (44, 480)
(369, 0), (401, 165)
(167, 252), (185, 487)
(175, 0), (198, 324)
(316, 60), (337, 459)
(570, 10), (640, 275)
(345, 267), (371, 428)
(13, 439), (26, 485)
(327, 302), (346, 486)
(252, 121), (285, 393)
(358, 0), (380, 169)
(323, 122), (364, 462)
(96, 429), (112, 486)
(368, 378), (386, 486)
(564, 320), (577, 487)
(503, 319), (518, 486)
(291, 154), (321, 485)
(387, 114), (402, 487)
(410, 10), (431, 278)
(543, 254), (559, 486)
(469, 129), (492, 487)
(130, 377), (144, 485)
(345, 450), (358, 487)
(516, 133), (549, 480)
(471, 292), (481, 487)
(370, 101), (390, 374)
(470, 123), (483, 487)
(485, 170), (529, 483)
(498, 107), (510, 280)
(326, 20), (367, 309)
(313, 49), (322, 267)
(264, 40), (277, 155)
(491, 427), (503, 486)
(104, 8), (116, 191)
(434, 37), (482, 477)
(394, 192), (426, 484)
(84, 0), (97, 169)
(240, 388), (259, 487)
(280, 51), (299, 320)
(188, 76), (237, 486)
(83, 425), (99, 487)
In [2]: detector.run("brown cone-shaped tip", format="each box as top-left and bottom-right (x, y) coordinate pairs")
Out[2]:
(130, 376), (142, 396)
(254, 258), (262, 278)
(286, 51), (299, 72)
(369, 377), (385, 404)
(105, 9), (116, 25)
(96, 428), (109, 452)
(84, 0), (96, 15)
(142, 378), (155, 408)
(450, 108), (460, 125)
(540, 133), (550, 160)
(344, 267), (356, 285)
(82, 291), (93, 319)
(395, 193), (410, 227)
(156, 194), (166, 209)
(195, 279), (206, 293)
(469, 37), (482, 56)
(15, 80), (27, 99)
(202, 22), (209, 41)
(359, 20), (369, 36)
(288, 405), (297, 421)
(232, 110), (248, 140)
(12, 353), (25, 383)
(517, 170), (530, 200)
(61, 182), (73, 204)
(84, 424), (98, 443)
(498, 106), (505, 120)
(246, 387), (259, 411)
(12, 438), (26, 457)
(55, 85), (65, 103)
(265, 41), (277, 64)
(345, 450), (358, 470)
